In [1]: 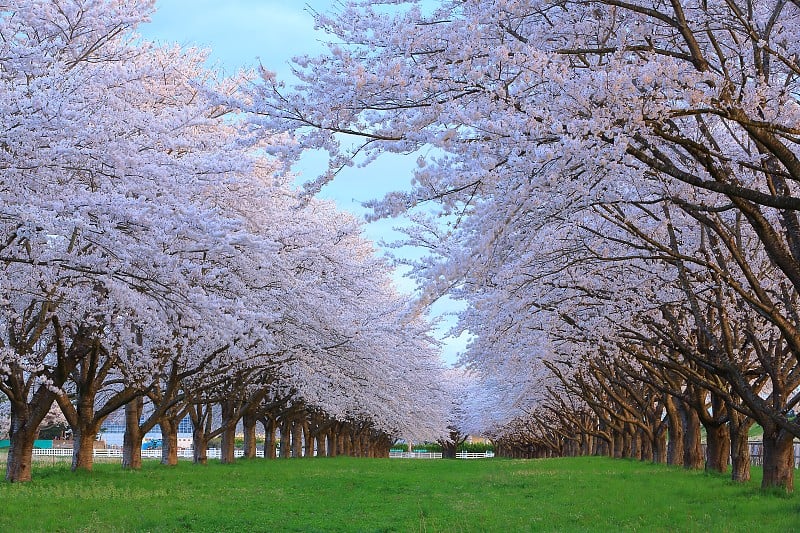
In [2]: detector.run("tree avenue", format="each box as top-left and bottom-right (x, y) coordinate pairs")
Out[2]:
(250, 0), (800, 491)
(0, 0), (449, 483)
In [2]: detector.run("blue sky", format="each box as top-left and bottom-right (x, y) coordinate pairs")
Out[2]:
(140, 1), (469, 364)
(140, 1), (417, 252)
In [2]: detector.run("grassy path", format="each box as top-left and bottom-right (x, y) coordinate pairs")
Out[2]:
(0, 456), (797, 531)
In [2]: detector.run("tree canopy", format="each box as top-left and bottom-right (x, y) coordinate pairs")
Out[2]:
(250, 0), (800, 492)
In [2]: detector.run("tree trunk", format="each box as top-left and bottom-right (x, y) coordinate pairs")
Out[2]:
(338, 432), (347, 456)
(704, 422), (730, 473)
(160, 416), (179, 466)
(327, 429), (337, 457)
(728, 407), (753, 483)
(316, 432), (326, 458)
(190, 403), (211, 465)
(279, 419), (290, 459)
(291, 420), (303, 458)
(638, 430), (652, 462)
(361, 434), (372, 457)
(243, 412), (257, 459)
(665, 395), (684, 466)
(220, 401), (237, 465)
(594, 435), (609, 457)
(761, 429), (795, 493)
(344, 433), (354, 456)
(581, 431), (593, 456)
(220, 427), (236, 464)
(6, 389), (61, 482)
(262, 418), (277, 459)
(652, 430), (667, 464)
(612, 429), (623, 458)
(303, 420), (314, 457)
(5, 422), (36, 483)
(122, 397), (143, 470)
(621, 427), (633, 458)
(72, 420), (100, 472)
(192, 425), (209, 465)
(679, 401), (703, 469)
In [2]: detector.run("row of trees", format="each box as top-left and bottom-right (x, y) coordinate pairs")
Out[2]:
(0, 0), (450, 482)
(249, 0), (800, 492)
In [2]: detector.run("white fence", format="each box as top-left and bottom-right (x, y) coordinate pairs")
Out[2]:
(31, 448), (266, 459)
(30, 448), (493, 460)
(389, 451), (443, 459)
(456, 451), (495, 459)
(388, 451), (494, 459)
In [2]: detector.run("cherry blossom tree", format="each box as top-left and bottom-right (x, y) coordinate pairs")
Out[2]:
(0, 0), (263, 480)
(1, 0), (460, 483)
(249, 0), (800, 491)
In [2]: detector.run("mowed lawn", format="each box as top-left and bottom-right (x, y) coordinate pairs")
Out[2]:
(0, 456), (797, 532)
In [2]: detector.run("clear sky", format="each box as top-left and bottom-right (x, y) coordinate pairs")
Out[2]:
(140, 1), (469, 364)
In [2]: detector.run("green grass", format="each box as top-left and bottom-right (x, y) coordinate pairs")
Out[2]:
(0, 456), (797, 532)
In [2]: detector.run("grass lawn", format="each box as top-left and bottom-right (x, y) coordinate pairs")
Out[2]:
(0, 456), (797, 532)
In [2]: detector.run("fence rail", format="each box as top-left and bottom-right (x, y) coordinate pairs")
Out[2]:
(30, 449), (498, 460)
(30, 444), (797, 465)
(746, 442), (800, 469)
(31, 448), (266, 459)
(389, 451), (443, 459)
(455, 451), (495, 459)
(388, 451), (494, 459)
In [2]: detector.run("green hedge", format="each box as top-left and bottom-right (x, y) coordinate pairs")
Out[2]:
(411, 442), (442, 453)
(457, 442), (494, 453)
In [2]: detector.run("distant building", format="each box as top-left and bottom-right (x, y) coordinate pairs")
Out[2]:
(466, 435), (491, 445)
(99, 416), (193, 448)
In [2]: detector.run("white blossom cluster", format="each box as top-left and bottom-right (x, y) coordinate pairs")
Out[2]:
(249, 0), (800, 474)
(0, 0), (451, 480)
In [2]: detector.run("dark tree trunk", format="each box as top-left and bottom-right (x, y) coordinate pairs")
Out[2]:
(639, 430), (653, 462)
(316, 432), (326, 458)
(220, 427), (236, 464)
(665, 396), (684, 466)
(621, 427), (633, 458)
(192, 428), (209, 465)
(343, 431), (351, 456)
(160, 416), (179, 466)
(652, 430), (667, 464)
(190, 403), (212, 465)
(279, 419), (290, 459)
(291, 420), (303, 458)
(730, 427), (751, 482)
(337, 432), (347, 456)
(303, 420), (314, 457)
(220, 401), (237, 465)
(6, 388), (61, 482)
(69, 390), (105, 472)
(327, 429), (337, 457)
(243, 412), (257, 459)
(355, 432), (366, 457)
(761, 429), (795, 493)
(594, 436), (609, 457)
(581, 432), (593, 456)
(612, 429), (623, 458)
(122, 397), (144, 470)
(5, 421), (36, 483)
(262, 418), (277, 459)
(704, 422), (730, 473)
(71, 420), (100, 472)
(362, 434), (371, 458)
(679, 401), (703, 469)
(728, 407), (753, 483)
